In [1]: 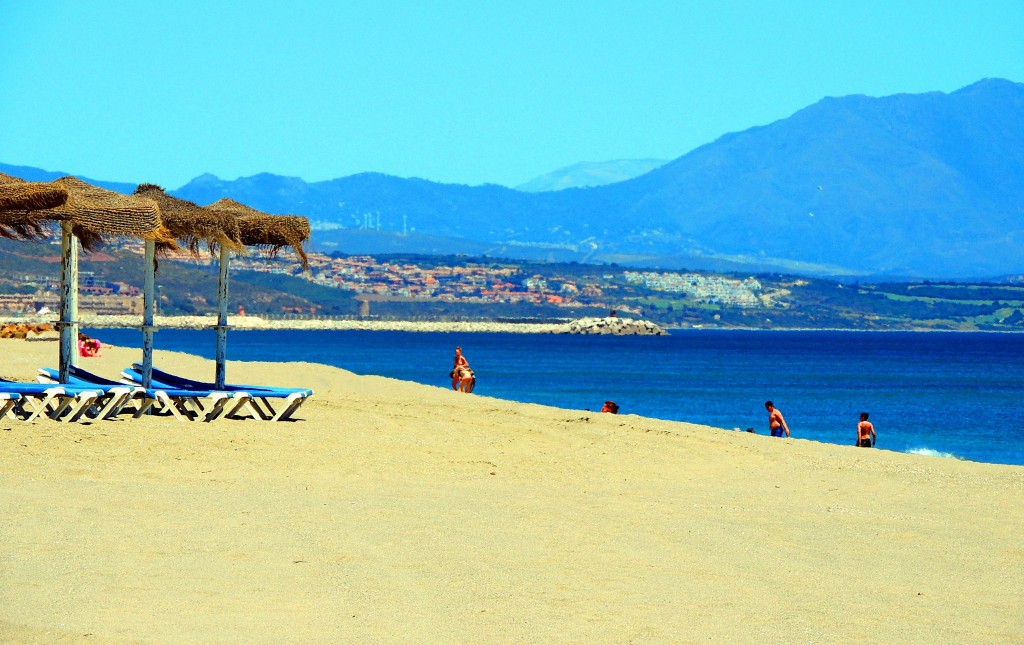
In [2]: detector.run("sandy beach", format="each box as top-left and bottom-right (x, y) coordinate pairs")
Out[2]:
(1, 340), (1022, 644)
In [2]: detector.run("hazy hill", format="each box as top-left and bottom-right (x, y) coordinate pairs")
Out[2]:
(514, 159), (667, 192)
(594, 78), (1024, 278)
(169, 79), (1024, 278)
(0, 162), (137, 194)
(5, 78), (1023, 279)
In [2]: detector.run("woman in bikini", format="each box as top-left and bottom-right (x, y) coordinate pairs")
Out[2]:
(452, 347), (473, 392)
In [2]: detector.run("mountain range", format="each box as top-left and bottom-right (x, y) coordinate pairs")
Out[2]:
(4, 78), (1022, 279)
(514, 159), (668, 192)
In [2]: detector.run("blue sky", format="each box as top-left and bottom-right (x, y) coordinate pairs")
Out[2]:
(1, 1), (1021, 189)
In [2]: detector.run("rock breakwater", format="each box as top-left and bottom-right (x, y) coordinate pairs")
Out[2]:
(555, 316), (668, 335)
(1, 323), (57, 341)
(4, 314), (668, 335)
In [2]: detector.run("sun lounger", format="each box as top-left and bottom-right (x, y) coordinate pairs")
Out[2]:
(39, 366), (244, 423)
(0, 378), (102, 422)
(0, 392), (21, 420)
(125, 364), (312, 422)
(35, 367), (137, 421)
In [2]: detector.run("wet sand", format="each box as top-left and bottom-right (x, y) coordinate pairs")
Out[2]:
(1, 340), (1022, 643)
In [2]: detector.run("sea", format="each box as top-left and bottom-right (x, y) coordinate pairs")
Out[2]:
(86, 327), (1024, 467)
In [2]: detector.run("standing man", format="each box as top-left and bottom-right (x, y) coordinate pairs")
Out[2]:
(765, 401), (790, 437)
(857, 412), (876, 447)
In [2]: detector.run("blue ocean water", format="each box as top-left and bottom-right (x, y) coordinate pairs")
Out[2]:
(87, 327), (1024, 467)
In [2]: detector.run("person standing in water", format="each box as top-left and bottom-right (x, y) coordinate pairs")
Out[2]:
(765, 401), (790, 437)
(452, 346), (471, 392)
(857, 412), (876, 447)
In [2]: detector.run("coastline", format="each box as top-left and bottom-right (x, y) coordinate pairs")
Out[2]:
(0, 313), (564, 334)
(7, 313), (1019, 334)
(70, 314), (662, 334)
(38, 314), (1023, 334)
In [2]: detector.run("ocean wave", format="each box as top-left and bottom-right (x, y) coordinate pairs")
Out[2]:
(905, 447), (966, 460)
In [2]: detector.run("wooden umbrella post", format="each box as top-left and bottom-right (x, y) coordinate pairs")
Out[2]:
(132, 184), (246, 391)
(58, 221), (79, 383)
(141, 239), (157, 389)
(214, 243), (231, 389)
(200, 197), (310, 389)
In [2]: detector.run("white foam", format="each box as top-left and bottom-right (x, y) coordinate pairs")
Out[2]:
(905, 447), (965, 460)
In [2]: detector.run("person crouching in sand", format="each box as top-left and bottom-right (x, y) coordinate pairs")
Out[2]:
(459, 369), (475, 393)
(857, 412), (876, 447)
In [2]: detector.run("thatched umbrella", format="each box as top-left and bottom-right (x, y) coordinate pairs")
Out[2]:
(0, 172), (68, 211)
(132, 184), (246, 388)
(208, 198), (310, 269)
(0, 172), (68, 241)
(0, 175), (173, 382)
(34, 176), (171, 251)
(203, 198), (310, 388)
(135, 184), (243, 256)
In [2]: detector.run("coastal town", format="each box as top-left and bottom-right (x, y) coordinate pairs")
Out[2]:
(165, 244), (766, 310)
(3, 238), (1021, 332)
(0, 239), (766, 317)
(624, 270), (762, 307)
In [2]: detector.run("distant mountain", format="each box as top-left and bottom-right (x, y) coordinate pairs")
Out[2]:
(514, 159), (667, 192)
(4, 78), (1023, 279)
(0, 162), (137, 194)
(595, 78), (1024, 279)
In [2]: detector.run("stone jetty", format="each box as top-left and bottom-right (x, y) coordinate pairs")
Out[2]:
(554, 316), (668, 335)
(3, 314), (668, 336)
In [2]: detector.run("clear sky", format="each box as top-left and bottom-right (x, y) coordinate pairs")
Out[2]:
(2, 1), (1021, 189)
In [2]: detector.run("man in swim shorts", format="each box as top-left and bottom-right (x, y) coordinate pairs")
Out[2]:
(765, 400), (790, 437)
(857, 412), (876, 447)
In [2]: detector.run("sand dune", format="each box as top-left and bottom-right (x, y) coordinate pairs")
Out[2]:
(1, 340), (1022, 643)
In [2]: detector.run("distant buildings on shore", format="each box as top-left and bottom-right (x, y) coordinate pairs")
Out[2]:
(625, 271), (762, 307)
(0, 270), (143, 316)
(1, 239), (768, 317)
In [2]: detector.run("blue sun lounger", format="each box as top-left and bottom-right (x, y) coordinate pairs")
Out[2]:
(38, 366), (246, 423)
(0, 377), (103, 422)
(0, 391), (20, 420)
(124, 364), (312, 422)
(33, 369), (137, 421)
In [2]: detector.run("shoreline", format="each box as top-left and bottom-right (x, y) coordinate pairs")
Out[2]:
(14, 332), (1021, 467)
(8, 314), (565, 334)
(7, 313), (1020, 334)
(35, 314), (665, 334)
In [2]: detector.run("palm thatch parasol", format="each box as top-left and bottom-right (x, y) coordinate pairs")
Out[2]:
(208, 198), (310, 269)
(0, 172), (68, 241)
(199, 198), (311, 387)
(32, 176), (174, 251)
(134, 184), (244, 256)
(131, 184), (247, 387)
(1, 175), (173, 382)
(0, 172), (69, 211)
